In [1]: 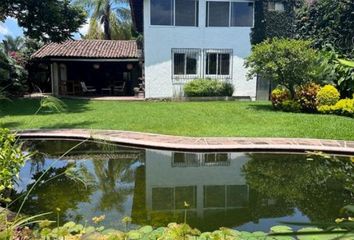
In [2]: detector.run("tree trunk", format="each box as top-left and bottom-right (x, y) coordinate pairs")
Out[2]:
(103, 1), (111, 40)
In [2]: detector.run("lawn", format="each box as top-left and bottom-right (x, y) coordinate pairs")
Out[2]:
(0, 98), (353, 140)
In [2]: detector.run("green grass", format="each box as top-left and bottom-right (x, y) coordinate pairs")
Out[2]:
(1, 98), (353, 140)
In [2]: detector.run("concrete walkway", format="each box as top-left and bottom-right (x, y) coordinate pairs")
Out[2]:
(16, 129), (354, 154)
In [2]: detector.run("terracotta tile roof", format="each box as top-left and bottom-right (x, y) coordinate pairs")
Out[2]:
(31, 40), (139, 59)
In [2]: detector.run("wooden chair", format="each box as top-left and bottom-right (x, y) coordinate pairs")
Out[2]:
(113, 81), (126, 95)
(80, 82), (97, 95)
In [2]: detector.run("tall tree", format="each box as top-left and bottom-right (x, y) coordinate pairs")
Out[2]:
(75, 0), (131, 40)
(1, 0), (87, 42)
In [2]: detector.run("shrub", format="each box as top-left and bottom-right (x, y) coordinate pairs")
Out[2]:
(271, 87), (290, 110)
(183, 79), (234, 97)
(245, 38), (323, 98)
(318, 98), (354, 117)
(296, 83), (321, 113)
(316, 85), (340, 106)
(0, 128), (29, 202)
(281, 100), (302, 113)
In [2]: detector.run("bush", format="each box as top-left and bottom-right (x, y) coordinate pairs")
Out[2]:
(245, 38), (323, 98)
(183, 79), (234, 97)
(271, 87), (290, 110)
(316, 85), (340, 106)
(296, 83), (321, 113)
(281, 100), (302, 113)
(318, 98), (354, 117)
(0, 128), (29, 202)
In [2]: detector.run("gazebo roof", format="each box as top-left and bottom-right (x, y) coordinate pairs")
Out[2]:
(31, 40), (139, 59)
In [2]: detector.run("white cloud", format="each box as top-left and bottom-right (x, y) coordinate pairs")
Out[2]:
(0, 23), (11, 35)
(78, 20), (90, 36)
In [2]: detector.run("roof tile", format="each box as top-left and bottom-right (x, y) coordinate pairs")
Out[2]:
(32, 40), (139, 59)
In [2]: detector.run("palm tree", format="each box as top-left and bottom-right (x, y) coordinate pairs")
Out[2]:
(75, 0), (131, 40)
(2, 35), (24, 54)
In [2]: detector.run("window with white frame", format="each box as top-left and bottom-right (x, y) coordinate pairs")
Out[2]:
(172, 49), (200, 78)
(206, 1), (254, 27)
(151, 0), (199, 26)
(205, 50), (232, 77)
(268, 1), (285, 12)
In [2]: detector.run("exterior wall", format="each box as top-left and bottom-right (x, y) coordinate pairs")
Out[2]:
(143, 0), (257, 99)
(145, 149), (249, 217)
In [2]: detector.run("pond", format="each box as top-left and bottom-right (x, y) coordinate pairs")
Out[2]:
(11, 139), (354, 232)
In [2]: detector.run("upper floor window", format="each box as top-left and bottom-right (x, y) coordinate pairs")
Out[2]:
(206, 1), (254, 27)
(268, 1), (285, 12)
(231, 2), (254, 27)
(206, 1), (230, 27)
(151, 0), (199, 26)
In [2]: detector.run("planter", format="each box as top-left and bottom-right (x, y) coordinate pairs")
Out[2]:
(137, 91), (145, 99)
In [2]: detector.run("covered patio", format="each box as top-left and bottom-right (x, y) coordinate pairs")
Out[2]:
(31, 40), (144, 97)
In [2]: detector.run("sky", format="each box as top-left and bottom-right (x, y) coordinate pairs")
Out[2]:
(0, 17), (90, 41)
(0, 2), (128, 42)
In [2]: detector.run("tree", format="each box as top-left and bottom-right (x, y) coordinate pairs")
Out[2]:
(83, 15), (133, 40)
(245, 38), (323, 98)
(296, 0), (354, 58)
(1, 0), (87, 42)
(75, 0), (131, 40)
(2, 35), (24, 54)
(242, 153), (354, 222)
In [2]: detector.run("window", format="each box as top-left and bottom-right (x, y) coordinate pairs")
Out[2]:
(175, 0), (199, 26)
(206, 1), (254, 27)
(206, 1), (230, 27)
(268, 1), (285, 12)
(151, 0), (174, 25)
(205, 50), (232, 76)
(172, 49), (200, 77)
(151, 0), (198, 26)
(231, 2), (254, 27)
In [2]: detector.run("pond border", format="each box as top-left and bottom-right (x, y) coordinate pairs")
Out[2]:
(15, 129), (354, 155)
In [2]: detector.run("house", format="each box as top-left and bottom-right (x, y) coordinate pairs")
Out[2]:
(129, 0), (299, 100)
(130, 0), (260, 100)
(32, 0), (293, 100)
(31, 40), (143, 97)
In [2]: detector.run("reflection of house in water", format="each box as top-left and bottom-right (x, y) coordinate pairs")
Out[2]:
(132, 150), (288, 231)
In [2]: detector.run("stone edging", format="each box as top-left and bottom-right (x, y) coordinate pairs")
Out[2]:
(16, 129), (354, 154)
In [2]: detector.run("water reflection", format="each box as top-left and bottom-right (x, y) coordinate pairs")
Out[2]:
(12, 140), (354, 232)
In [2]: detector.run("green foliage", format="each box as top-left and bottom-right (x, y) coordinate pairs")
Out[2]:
(316, 85), (340, 107)
(271, 87), (290, 110)
(245, 38), (323, 98)
(296, 0), (354, 58)
(0, 128), (29, 203)
(319, 49), (354, 98)
(281, 100), (302, 113)
(40, 96), (67, 113)
(0, 45), (28, 97)
(1, 0), (86, 42)
(296, 82), (321, 113)
(75, 0), (132, 40)
(183, 79), (234, 97)
(251, 0), (298, 45)
(318, 98), (354, 118)
(338, 59), (354, 68)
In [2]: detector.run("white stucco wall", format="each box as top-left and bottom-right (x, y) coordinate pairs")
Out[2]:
(144, 149), (249, 215)
(143, 0), (257, 99)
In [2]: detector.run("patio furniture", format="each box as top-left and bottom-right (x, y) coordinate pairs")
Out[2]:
(101, 86), (112, 95)
(80, 82), (97, 95)
(113, 81), (126, 95)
